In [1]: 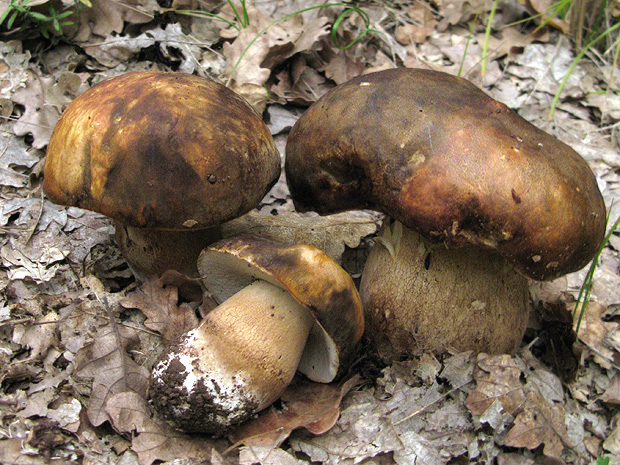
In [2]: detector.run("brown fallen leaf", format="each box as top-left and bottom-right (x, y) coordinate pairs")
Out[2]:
(74, 320), (150, 428)
(270, 56), (333, 105)
(12, 310), (59, 363)
(0, 438), (51, 465)
(119, 278), (199, 345)
(67, 0), (161, 43)
(105, 391), (226, 465)
(504, 390), (573, 461)
(465, 353), (526, 417)
(574, 301), (618, 368)
(599, 373), (620, 404)
(524, 0), (570, 34)
(228, 375), (361, 449)
(11, 72), (61, 149)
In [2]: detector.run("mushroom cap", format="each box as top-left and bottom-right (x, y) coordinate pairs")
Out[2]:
(197, 234), (364, 383)
(285, 68), (606, 280)
(43, 71), (280, 230)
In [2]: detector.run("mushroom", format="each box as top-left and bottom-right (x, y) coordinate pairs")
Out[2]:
(285, 68), (606, 358)
(149, 234), (364, 434)
(43, 71), (280, 277)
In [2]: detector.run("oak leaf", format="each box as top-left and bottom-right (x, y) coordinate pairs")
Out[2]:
(465, 354), (526, 417)
(120, 278), (199, 345)
(74, 321), (150, 427)
(105, 391), (224, 465)
(228, 375), (360, 449)
(504, 390), (572, 460)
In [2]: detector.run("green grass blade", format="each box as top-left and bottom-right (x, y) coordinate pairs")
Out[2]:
(574, 213), (620, 335)
(172, 9), (239, 31)
(549, 20), (620, 120)
(480, 0), (499, 80)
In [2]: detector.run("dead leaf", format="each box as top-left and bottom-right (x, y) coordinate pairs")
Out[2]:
(0, 438), (49, 465)
(465, 354), (526, 417)
(0, 133), (40, 188)
(67, 0), (160, 43)
(396, 4), (438, 46)
(504, 390), (573, 460)
(11, 72), (59, 149)
(270, 58), (332, 105)
(318, 47), (365, 85)
(574, 301), (618, 368)
(223, 210), (378, 263)
(1, 242), (67, 283)
(476, 27), (535, 59)
(74, 320), (150, 428)
(12, 311), (59, 362)
(119, 278), (199, 344)
(228, 375), (360, 449)
(599, 373), (620, 404)
(110, 391), (225, 465)
(524, 0), (570, 33)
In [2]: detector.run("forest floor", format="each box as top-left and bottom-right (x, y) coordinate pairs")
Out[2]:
(1, 0), (620, 464)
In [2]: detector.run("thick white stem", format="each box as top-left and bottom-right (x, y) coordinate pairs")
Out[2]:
(151, 280), (314, 433)
(196, 280), (315, 408)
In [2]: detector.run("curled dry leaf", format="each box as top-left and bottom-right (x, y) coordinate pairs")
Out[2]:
(222, 2), (331, 108)
(228, 375), (360, 449)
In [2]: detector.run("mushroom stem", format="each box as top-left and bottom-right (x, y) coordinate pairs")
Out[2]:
(115, 222), (222, 278)
(150, 279), (314, 434)
(360, 222), (530, 359)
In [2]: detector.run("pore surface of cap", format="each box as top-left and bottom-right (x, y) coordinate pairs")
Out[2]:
(44, 71), (280, 230)
(285, 68), (606, 280)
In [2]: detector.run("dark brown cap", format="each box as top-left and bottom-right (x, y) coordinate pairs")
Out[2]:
(197, 234), (364, 381)
(44, 71), (280, 230)
(285, 68), (606, 280)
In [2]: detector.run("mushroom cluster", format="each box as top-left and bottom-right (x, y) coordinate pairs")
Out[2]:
(43, 71), (280, 278)
(44, 71), (365, 436)
(149, 234), (364, 434)
(285, 67), (606, 358)
(43, 67), (606, 436)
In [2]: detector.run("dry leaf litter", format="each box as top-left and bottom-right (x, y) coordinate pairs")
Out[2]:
(0, 0), (619, 464)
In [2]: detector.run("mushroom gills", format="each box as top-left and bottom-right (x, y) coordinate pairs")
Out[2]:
(150, 279), (314, 433)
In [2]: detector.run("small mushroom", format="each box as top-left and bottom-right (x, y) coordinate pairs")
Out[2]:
(149, 234), (364, 434)
(285, 68), (606, 358)
(43, 71), (280, 277)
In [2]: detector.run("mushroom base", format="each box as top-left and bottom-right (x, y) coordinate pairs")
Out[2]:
(115, 222), (222, 278)
(149, 280), (314, 435)
(360, 223), (529, 360)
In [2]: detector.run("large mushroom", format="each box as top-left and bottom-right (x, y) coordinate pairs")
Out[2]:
(43, 71), (280, 277)
(149, 234), (364, 434)
(285, 68), (606, 358)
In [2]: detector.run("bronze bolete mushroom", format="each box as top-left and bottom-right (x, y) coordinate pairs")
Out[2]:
(43, 71), (280, 277)
(285, 68), (606, 358)
(149, 234), (364, 434)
